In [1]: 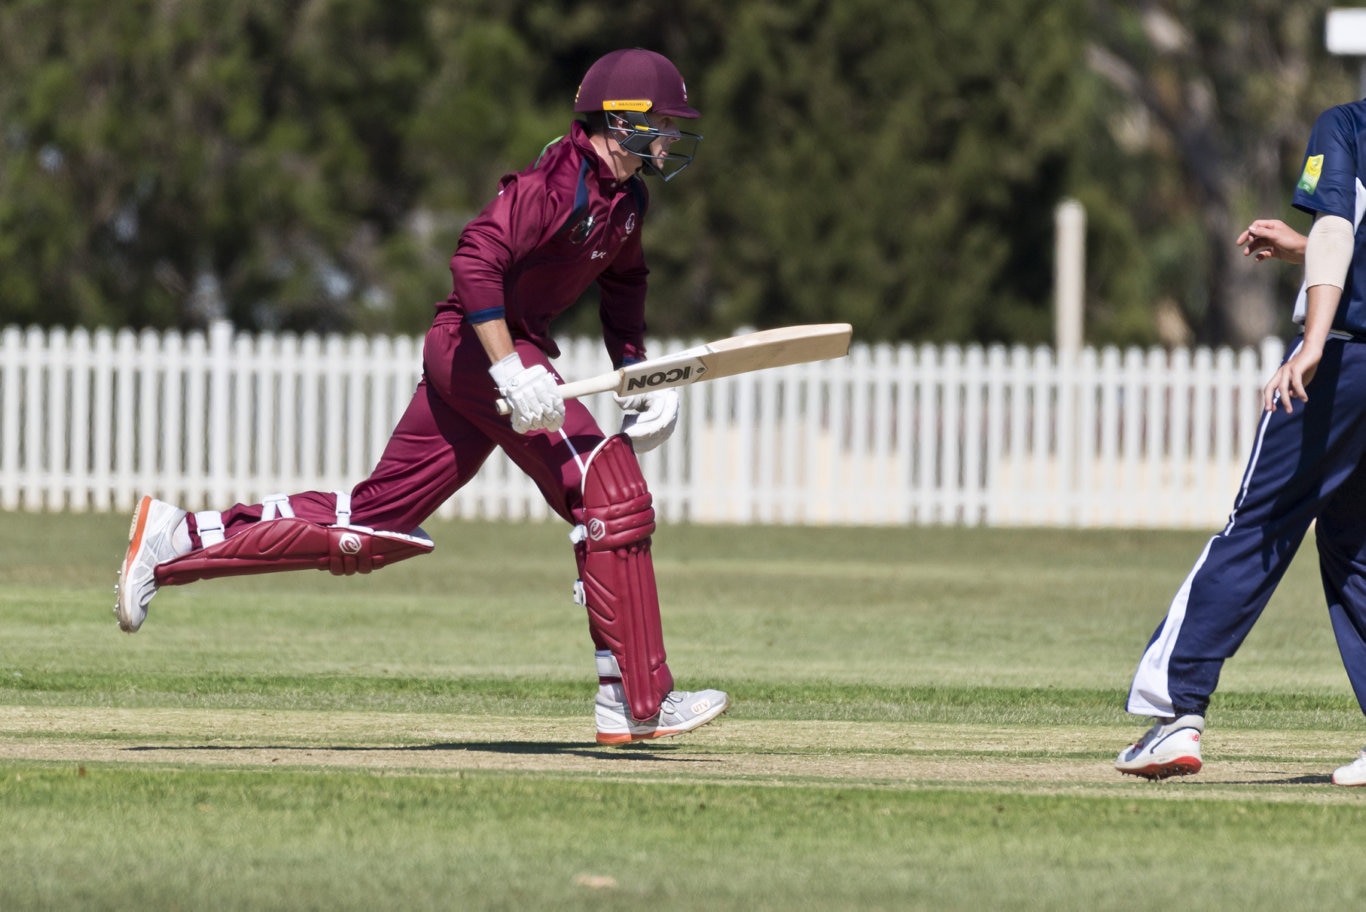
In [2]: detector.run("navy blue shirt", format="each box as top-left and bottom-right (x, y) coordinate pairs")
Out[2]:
(1292, 100), (1366, 333)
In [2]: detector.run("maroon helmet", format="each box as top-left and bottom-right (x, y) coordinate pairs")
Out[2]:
(574, 48), (699, 118)
(573, 49), (702, 180)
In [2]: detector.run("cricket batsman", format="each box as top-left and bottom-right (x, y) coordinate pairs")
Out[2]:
(114, 48), (729, 746)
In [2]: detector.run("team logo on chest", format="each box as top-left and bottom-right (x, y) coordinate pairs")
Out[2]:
(568, 214), (595, 244)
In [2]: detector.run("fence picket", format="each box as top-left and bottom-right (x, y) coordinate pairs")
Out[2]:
(0, 323), (1291, 528)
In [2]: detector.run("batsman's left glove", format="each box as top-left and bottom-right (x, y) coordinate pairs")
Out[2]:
(489, 353), (565, 434)
(615, 388), (680, 453)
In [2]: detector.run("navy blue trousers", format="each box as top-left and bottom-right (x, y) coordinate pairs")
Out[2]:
(1127, 336), (1366, 718)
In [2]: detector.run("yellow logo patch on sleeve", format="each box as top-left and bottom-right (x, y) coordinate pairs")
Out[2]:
(1298, 154), (1325, 194)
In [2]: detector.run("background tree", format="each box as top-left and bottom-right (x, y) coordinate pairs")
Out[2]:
(0, 0), (448, 331)
(689, 0), (1091, 344)
(1084, 0), (1356, 347)
(0, 0), (1359, 347)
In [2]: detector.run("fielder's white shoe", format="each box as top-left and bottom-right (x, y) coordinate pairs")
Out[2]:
(1331, 748), (1366, 787)
(114, 495), (187, 633)
(595, 682), (729, 746)
(1115, 714), (1204, 780)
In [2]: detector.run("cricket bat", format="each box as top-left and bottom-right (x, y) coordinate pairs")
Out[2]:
(495, 323), (853, 414)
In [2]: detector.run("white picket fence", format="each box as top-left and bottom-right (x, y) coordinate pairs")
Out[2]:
(0, 322), (1288, 528)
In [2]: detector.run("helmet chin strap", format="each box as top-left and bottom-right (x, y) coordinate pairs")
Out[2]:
(589, 129), (644, 182)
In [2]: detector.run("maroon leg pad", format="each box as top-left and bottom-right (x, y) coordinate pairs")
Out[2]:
(154, 518), (433, 587)
(577, 434), (674, 722)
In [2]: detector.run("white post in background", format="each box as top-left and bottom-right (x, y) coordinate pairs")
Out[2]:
(1327, 8), (1366, 98)
(1054, 198), (1086, 522)
(1054, 198), (1086, 359)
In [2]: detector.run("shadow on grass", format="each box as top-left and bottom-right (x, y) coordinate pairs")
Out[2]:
(1214, 774), (1334, 786)
(122, 741), (711, 762)
(1133, 773), (1335, 786)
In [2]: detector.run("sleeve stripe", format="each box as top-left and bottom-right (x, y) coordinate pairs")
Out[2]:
(466, 306), (506, 324)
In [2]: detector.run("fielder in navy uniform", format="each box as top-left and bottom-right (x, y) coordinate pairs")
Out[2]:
(114, 48), (729, 746)
(1116, 99), (1366, 786)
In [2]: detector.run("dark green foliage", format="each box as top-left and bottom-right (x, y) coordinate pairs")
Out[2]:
(0, 1), (1357, 344)
(1080, 0), (1357, 345)
(696, 0), (1088, 343)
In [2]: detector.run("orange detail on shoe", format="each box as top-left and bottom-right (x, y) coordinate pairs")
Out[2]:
(122, 496), (153, 575)
(595, 726), (683, 745)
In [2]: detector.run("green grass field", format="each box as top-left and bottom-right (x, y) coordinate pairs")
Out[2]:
(2, 512), (1365, 911)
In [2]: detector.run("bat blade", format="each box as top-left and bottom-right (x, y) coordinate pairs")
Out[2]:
(609, 322), (853, 396)
(687, 322), (854, 382)
(495, 323), (853, 414)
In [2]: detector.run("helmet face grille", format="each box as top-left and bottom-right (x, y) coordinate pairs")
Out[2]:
(575, 49), (699, 119)
(605, 111), (702, 182)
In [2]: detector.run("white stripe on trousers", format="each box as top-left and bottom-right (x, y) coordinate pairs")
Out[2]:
(1124, 372), (1285, 717)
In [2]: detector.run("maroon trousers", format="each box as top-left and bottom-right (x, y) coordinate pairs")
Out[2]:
(195, 317), (606, 539)
(184, 316), (676, 718)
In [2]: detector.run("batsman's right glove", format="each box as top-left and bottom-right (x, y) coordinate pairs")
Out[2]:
(615, 387), (680, 453)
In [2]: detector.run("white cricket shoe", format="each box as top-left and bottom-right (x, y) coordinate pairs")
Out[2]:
(595, 683), (729, 746)
(1115, 714), (1204, 780)
(1332, 748), (1366, 787)
(114, 495), (187, 633)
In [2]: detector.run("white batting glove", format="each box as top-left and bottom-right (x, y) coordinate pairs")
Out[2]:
(489, 353), (565, 434)
(615, 387), (680, 453)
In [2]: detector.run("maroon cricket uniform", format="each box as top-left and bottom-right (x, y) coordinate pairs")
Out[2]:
(122, 47), (725, 735)
(193, 121), (653, 542)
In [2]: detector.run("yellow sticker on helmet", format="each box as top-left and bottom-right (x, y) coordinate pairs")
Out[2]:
(602, 99), (654, 112)
(1298, 154), (1324, 194)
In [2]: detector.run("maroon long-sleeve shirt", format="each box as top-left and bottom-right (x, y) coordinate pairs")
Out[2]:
(438, 120), (652, 367)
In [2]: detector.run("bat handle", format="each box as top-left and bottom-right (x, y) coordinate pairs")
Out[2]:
(493, 372), (620, 419)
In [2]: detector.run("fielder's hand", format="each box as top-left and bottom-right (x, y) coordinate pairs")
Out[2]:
(489, 353), (565, 434)
(1237, 219), (1306, 265)
(615, 388), (680, 453)
(1263, 343), (1322, 414)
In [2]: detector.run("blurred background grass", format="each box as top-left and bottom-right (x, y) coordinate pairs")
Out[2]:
(0, 513), (1348, 715)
